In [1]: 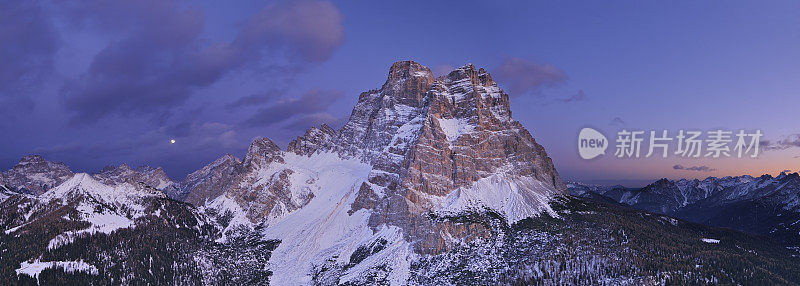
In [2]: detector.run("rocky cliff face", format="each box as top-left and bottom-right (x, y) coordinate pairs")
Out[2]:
(185, 61), (566, 225)
(322, 61), (564, 196)
(173, 154), (241, 204)
(226, 138), (315, 223)
(335, 61), (567, 254)
(172, 61), (568, 283)
(93, 164), (175, 190)
(1, 155), (74, 195)
(287, 124), (337, 156)
(174, 137), (318, 231)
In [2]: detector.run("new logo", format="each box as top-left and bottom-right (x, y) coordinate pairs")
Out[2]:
(578, 128), (608, 159)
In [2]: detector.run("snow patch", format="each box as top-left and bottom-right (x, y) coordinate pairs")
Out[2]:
(205, 194), (253, 243)
(16, 259), (98, 280)
(701, 238), (720, 244)
(412, 70), (430, 78)
(437, 173), (561, 224)
(47, 205), (134, 250)
(436, 117), (475, 144)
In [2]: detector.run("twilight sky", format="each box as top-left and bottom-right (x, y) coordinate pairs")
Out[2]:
(2, 0), (799, 186)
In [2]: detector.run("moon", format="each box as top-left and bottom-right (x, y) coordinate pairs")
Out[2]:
(170, 139), (176, 144)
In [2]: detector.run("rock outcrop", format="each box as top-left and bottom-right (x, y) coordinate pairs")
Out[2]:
(93, 164), (175, 190)
(177, 154), (242, 204)
(2, 155), (73, 195)
(287, 124), (337, 156)
(336, 61), (566, 253)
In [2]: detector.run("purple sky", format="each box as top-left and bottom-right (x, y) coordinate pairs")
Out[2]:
(2, 0), (799, 185)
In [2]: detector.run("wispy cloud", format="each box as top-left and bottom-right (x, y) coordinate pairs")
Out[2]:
(60, 0), (345, 125)
(0, 1), (59, 119)
(673, 164), (716, 172)
(245, 89), (343, 127)
(558, 90), (586, 103)
(761, 134), (800, 151)
(609, 117), (626, 126)
(226, 90), (283, 109)
(492, 57), (567, 96)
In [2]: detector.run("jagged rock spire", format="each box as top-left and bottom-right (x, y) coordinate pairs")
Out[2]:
(244, 137), (284, 167)
(381, 61), (435, 107)
(287, 124), (337, 156)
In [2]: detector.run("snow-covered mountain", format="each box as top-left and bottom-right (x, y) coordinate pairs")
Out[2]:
(1, 155), (73, 196)
(175, 61), (568, 284)
(569, 172), (800, 247)
(3, 61), (800, 285)
(1, 61), (570, 284)
(93, 163), (175, 190)
(1, 171), (274, 284)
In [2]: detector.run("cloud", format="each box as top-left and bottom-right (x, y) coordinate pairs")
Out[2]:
(60, 0), (225, 124)
(492, 57), (567, 96)
(761, 134), (800, 151)
(32, 144), (85, 156)
(60, 0), (344, 125)
(781, 169), (793, 174)
(0, 1), (59, 118)
(609, 117), (626, 126)
(235, 0), (344, 63)
(81, 121), (239, 160)
(673, 164), (716, 172)
(226, 90), (282, 109)
(176, 122), (239, 148)
(246, 89), (343, 127)
(558, 90), (586, 103)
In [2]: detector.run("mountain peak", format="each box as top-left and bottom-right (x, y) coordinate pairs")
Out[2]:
(40, 172), (165, 216)
(646, 178), (676, 189)
(176, 153), (243, 204)
(13, 154), (70, 170)
(40, 173), (105, 201)
(441, 63), (496, 88)
(244, 137), (284, 167)
(18, 154), (45, 164)
(216, 153), (241, 165)
(58, 172), (96, 188)
(93, 163), (175, 190)
(288, 124), (337, 156)
(380, 60), (435, 107)
(387, 60), (433, 81)
(3, 154), (73, 195)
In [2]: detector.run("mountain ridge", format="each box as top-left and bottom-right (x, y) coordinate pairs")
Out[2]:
(569, 172), (800, 247)
(1, 61), (571, 284)
(2, 61), (799, 285)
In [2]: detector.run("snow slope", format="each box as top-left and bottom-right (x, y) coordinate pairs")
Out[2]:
(16, 259), (98, 281)
(438, 173), (561, 224)
(222, 152), (414, 284)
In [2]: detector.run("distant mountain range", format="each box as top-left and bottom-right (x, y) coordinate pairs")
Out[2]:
(2, 61), (799, 285)
(569, 173), (800, 248)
